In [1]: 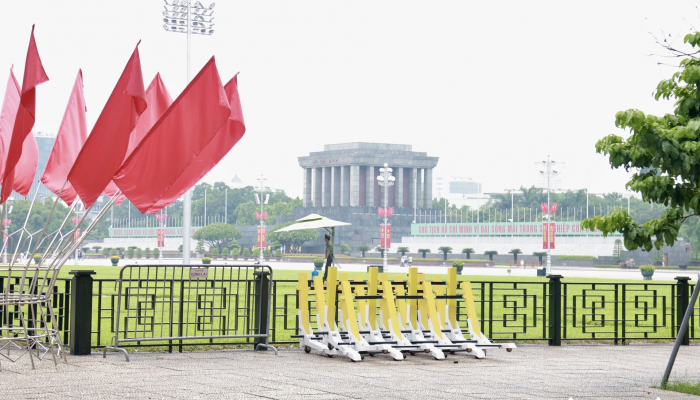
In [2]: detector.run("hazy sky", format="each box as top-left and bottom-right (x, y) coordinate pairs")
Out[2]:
(1, 1), (698, 202)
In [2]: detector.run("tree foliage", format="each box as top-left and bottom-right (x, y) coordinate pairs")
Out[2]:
(437, 246), (452, 261)
(461, 248), (475, 259)
(192, 223), (242, 253)
(581, 32), (700, 251)
(508, 248), (522, 262)
(267, 221), (319, 253)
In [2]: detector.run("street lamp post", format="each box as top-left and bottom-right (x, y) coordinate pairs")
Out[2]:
(156, 213), (168, 264)
(376, 163), (395, 271)
(540, 156), (558, 275)
(162, 0), (216, 265)
(255, 175), (269, 262)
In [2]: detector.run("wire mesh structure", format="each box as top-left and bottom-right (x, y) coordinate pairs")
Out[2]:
(0, 192), (118, 371)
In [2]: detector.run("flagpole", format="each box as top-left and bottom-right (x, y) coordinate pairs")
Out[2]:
(181, 0), (193, 265)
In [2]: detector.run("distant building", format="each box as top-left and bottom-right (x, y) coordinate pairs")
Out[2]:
(230, 175), (244, 189)
(276, 142), (440, 252)
(10, 131), (55, 201)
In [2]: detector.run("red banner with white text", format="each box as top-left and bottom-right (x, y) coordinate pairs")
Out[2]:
(549, 222), (555, 249)
(257, 226), (267, 249)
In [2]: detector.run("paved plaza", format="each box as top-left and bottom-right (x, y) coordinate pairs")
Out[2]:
(1, 345), (700, 399)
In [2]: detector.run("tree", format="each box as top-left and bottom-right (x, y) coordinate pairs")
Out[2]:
(418, 249), (431, 258)
(461, 248), (475, 259)
(437, 246), (452, 261)
(268, 221), (319, 253)
(92, 246), (102, 253)
(581, 32), (700, 251)
(484, 250), (498, 262)
(533, 252), (547, 264)
(193, 223), (243, 254)
(508, 249), (522, 262)
(397, 246), (409, 256)
(339, 244), (351, 255)
(612, 239), (625, 264)
(375, 246), (385, 258)
(357, 245), (370, 257)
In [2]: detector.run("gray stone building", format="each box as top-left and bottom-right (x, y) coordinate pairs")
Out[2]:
(276, 143), (439, 253)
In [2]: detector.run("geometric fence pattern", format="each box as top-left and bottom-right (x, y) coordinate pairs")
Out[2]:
(2, 275), (698, 348)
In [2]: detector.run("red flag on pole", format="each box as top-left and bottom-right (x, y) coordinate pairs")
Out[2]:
(67, 42), (146, 208)
(0, 68), (39, 199)
(1, 26), (48, 203)
(40, 70), (86, 205)
(115, 58), (245, 213)
(103, 73), (172, 206)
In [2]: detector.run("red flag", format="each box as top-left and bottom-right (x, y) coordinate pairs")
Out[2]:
(67, 43), (146, 208)
(0, 68), (39, 199)
(114, 57), (245, 213)
(103, 73), (172, 206)
(40, 70), (86, 205)
(1, 26), (49, 203)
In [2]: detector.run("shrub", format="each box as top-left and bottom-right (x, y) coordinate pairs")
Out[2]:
(641, 265), (655, 272)
(438, 246), (453, 261)
(127, 248), (134, 257)
(110, 248), (117, 256)
(145, 247), (151, 256)
(242, 248), (251, 257)
(508, 249), (522, 262)
(275, 249), (282, 257)
(397, 246), (409, 256)
(211, 248), (219, 257)
(253, 248), (261, 257)
(452, 260), (464, 268)
(178, 244), (183, 252)
(357, 245), (370, 257)
(232, 248), (240, 257)
(202, 257), (212, 263)
(484, 250), (498, 262)
(222, 247), (230, 256)
(263, 249), (271, 257)
(136, 248), (142, 257)
(110, 256), (120, 261)
(102, 248), (109, 256)
(314, 257), (325, 264)
(92, 246), (102, 253)
(461, 248), (475, 259)
(195, 241), (205, 254)
(153, 248), (160, 257)
(418, 249), (431, 258)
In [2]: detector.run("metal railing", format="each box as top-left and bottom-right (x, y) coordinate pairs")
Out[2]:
(2, 274), (698, 349)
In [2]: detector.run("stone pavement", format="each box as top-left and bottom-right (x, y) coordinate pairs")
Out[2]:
(0, 345), (700, 400)
(1, 345), (700, 399)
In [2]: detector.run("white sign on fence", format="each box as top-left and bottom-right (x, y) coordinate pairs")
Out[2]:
(189, 267), (209, 279)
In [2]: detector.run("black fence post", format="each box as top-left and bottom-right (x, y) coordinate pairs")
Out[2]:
(548, 275), (563, 346)
(675, 276), (691, 346)
(69, 270), (95, 355)
(253, 270), (271, 350)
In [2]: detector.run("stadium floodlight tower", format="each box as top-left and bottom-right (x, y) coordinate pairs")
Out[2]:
(161, 0), (216, 264)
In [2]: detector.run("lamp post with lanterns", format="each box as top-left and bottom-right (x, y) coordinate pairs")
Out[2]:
(376, 163), (395, 271)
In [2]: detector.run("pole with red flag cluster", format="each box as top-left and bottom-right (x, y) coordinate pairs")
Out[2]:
(377, 163), (395, 271)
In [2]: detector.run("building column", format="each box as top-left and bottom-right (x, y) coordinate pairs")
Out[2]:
(340, 166), (348, 207)
(424, 168), (433, 209)
(350, 165), (360, 207)
(322, 167), (331, 207)
(416, 168), (423, 208)
(395, 167), (404, 208)
(366, 166), (375, 207)
(303, 168), (312, 207)
(408, 168), (416, 209)
(331, 166), (340, 206)
(313, 167), (322, 207)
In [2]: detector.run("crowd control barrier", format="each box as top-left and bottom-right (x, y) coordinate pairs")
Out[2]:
(103, 264), (277, 361)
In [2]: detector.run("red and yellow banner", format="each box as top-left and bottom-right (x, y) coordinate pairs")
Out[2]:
(381, 224), (392, 248)
(257, 226), (267, 249)
(157, 228), (165, 247)
(542, 223), (548, 249)
(549, 222), (555, 249)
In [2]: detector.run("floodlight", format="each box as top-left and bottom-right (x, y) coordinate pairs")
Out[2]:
(387, 167), (393, 172)
(208, 30), (214, 34)
(264, 194), (270, 205)
(163, 18), (168, 22)
(194, 15), (204, 21)
(377, 176), (385, 182)
(194, 1), (204, 8)
(388, 176), (395, 182)
(163, 24), (169, 30)
(209, 3), (215, 9)
(254, 194), (260, 205)
(383, 163), (388, 167)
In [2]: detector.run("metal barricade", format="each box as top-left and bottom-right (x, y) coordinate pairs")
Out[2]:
(103, 264), (277, 361)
